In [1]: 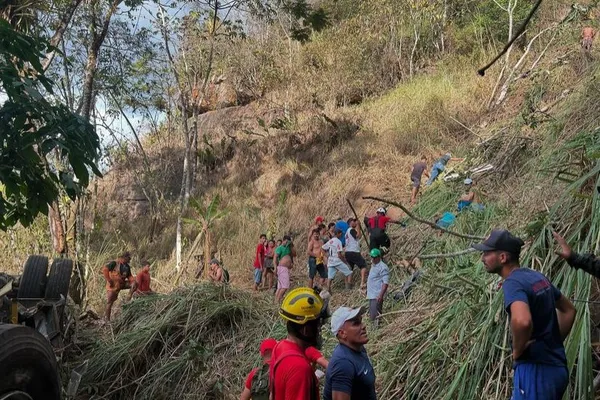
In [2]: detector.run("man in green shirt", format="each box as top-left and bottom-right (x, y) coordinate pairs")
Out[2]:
(274, 236), (296, 303)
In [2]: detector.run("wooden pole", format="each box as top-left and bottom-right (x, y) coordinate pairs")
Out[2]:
(346, 198), (371, 249)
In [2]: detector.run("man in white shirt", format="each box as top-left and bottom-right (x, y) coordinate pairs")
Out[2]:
(344, 218), (368, 290)
(322, 228), (353, 293)
(366, 248), (389, 328)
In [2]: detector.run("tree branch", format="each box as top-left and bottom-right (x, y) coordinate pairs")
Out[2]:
(42, 0), (84, 71)
(361, 196), (486, 241)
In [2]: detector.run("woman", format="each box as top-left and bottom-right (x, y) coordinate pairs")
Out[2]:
(262, 239), (276, 290)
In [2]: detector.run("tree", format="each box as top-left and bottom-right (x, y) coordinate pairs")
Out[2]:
(0, 20), (101, 230)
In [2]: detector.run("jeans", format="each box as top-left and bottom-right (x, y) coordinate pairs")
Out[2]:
(426, 162), (445, 185)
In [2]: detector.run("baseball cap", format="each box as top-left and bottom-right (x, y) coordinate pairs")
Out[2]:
(210, 258), (221, 265)
(259, 338), (277, 356)
(471, 229), (524, 255)
(315, 216), (324, 223)
(464, 178), (473, 185)
(330, 306), (364, 335)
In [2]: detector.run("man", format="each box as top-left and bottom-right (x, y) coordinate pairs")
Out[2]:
(309, 216), (325, 241)
(307, 229), (327, 289)
(208, 258), (228, 283)
(274, 236), (296, 303)
(240, 338), (278, 400)
(425, 153), (463, 185)
(270, 287), (326, 400)
(253, 234), (267, 291)
(364, 208), (400, 251)
(322, 228), (353, 292)
(344, 218), (368, 290)
(327, 223), (336, 239)
(582, 26), (596, 51)
(410, 155), (429, 204)
(101, 251), (138, 321)
(366, 248), (389, 327)
(457, 178), (483, 212)
(553, 231), (600, 278)
(472, 229), (576, 400)
(334, 218), (349, 247)
(134, 260), (154, 297)
(324, 306), (376, 400)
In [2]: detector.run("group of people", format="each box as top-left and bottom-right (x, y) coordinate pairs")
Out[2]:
(100, 252), (154, 321)
(241, 287), (377, 400)
(241, 228), (600, 400)
(252, 211), (398, 324)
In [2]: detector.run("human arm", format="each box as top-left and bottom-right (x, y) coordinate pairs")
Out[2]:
(377, 266), (390, 302)
(509, 301), (533, 360)
(553, 231), (600, 278)
(307, 240), (314, 256)
(305, 346), (329, 369)
(329, 359), (354, 400)
(555, 293), (576, 341)
(273, 248), (279, 267)
(239, 388), (251, 400)
(215, 268), (223, 282)
(256, 245), (263, 269)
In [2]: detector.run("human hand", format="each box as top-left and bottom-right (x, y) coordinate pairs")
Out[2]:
(376, 296), (383, 303)
(552, 231), (572, 259)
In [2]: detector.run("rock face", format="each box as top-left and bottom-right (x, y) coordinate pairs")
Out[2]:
(97, 167), (150, 221)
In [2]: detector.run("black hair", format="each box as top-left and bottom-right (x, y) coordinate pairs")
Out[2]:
(260, 234), (267, 239)
(502, 251), (520, 264)
(318, 223), (326, 230)
(347, 218), (355, 225)
(327, 222), (335, 229)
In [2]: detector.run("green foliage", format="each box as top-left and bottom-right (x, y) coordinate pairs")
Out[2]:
(0, 20), (101, 230)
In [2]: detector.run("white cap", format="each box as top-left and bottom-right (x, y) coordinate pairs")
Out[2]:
(330, 306), (364, 335)
(464, 178), (473, 185)
(376, 207), (386, 214)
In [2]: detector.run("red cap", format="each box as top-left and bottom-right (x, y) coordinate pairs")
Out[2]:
(315, 216), (324, 223)
(260, 338), (277, 356)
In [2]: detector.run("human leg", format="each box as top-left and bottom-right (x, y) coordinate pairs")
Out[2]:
(105, 289), (119, 321)
(308, 257), (317, 288)
(426, 165), (442, 185)
(253, 268), (262, 291)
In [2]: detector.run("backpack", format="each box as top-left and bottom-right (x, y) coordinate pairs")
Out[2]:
(250, 363), (270, 400)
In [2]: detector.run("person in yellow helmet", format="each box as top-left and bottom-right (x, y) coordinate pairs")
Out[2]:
(269, 287), (329, 400)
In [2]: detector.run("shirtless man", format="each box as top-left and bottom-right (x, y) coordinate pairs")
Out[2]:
(308, 216), (325, 241)
(307, 229), (327, 289)
(274, 236), (296, 303)
(582, 26), (596, 51)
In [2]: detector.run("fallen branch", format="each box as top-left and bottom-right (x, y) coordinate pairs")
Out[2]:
(361, 196), (486, 241)
(419, 248), (479, 260)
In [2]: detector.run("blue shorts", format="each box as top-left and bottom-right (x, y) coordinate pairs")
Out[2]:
(253, 268), (262, 284)
(512, 363), (568, 400)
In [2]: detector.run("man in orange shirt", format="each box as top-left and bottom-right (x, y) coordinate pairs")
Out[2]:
(270, 287), (327, 400)
(134, 260), (154, 297)
(101, 251), (138, 321)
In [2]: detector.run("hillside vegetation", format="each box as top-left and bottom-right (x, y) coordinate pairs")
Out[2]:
(3, 0), (600, 398)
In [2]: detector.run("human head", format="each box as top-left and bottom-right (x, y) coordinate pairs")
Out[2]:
(315, 216), (324, 225)
(210, 258), (221, 270)
(277, 239), (282, 246)
(376, 207), (387, 215)
(464, 178), (473, 186)
(472, 230), (524, 275)
(119, 251), (131, 263)
(280, 288), (325, 348)
(259, 338), (277, 362)
(334, 228), (343, 238)
(347, 217), (357, 228)
(318, 224), (327, 235)
(141, 260), (150, 272)
(268, 239), (275, 248)
(369, 248), (381, 263)
(312, 229), (320, 241)
(283, 235), (291, 245)
(331, 306), (368, 347)
(421, 155), (427, 161)
(259, 234), (267, 244)
(328, 222), (335, 233)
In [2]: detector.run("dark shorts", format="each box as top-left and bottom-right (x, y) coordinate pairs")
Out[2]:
(370, 232), (390, 250)
(369, 299), (383, 321)
(513, 363), (568, 400)
(308, 256), (327, 279)
(411, 176), (421, 188)
(264, 257), (274, 271)
(345, 252), (367, 269)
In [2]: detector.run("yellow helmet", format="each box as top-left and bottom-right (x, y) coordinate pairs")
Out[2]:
(279, 287), (324, 324)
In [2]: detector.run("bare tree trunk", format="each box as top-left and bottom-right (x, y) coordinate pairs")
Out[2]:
(410, 24), (420, 77)
(42, 0), (84, 71)
(49, 201), (67, 254)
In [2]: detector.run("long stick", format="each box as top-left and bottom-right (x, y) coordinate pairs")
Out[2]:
(477, 0), (544, 76)
(346, 198), (371, 249)
(362, 196), (486, 241)
(419, 248), (478, 260)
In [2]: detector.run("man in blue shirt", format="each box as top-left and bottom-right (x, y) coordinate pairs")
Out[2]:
(472, 229), (577, 400)
(324, 306), (376, 400)
(334, 218), (349, 247)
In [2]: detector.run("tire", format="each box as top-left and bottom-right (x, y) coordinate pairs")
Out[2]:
(45, 259), (73, 300)
(0, 325), (61, 400)
(17, 256), (48, 299)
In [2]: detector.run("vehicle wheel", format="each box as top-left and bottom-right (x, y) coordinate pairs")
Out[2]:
(45, 258), (73, 300)
(17, 256), (48, 299)
(0, 325), (60, 400)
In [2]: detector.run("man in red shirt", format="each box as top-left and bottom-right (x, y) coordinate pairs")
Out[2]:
(134, 260), (154, 297)
(270, 287), (326, 400)
(241, 338), (278, 400)
(253, 234), (267, 291)
(364, 207), (401, 251)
